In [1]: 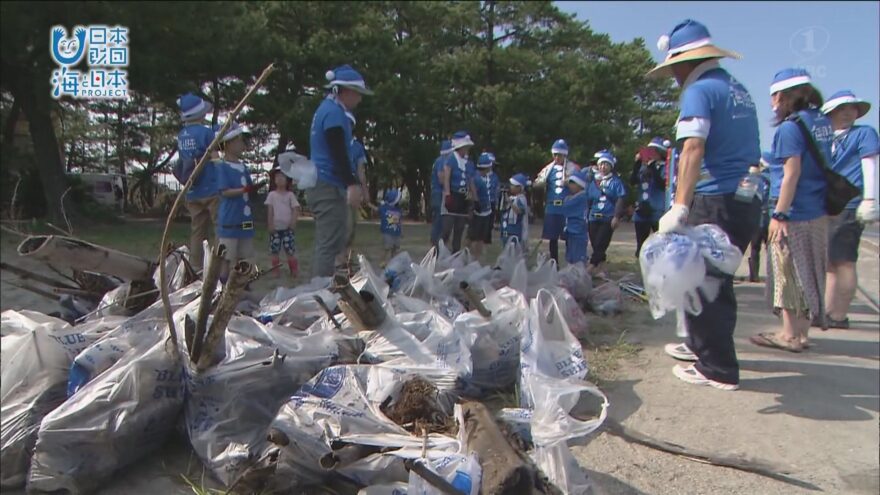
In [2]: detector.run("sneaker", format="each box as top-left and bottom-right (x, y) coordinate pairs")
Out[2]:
(672, 365), (739, 391)
(827, 316), (850, 329)
(664, 343), (697, 362)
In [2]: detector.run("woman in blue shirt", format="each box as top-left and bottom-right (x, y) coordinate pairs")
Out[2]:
(587, 151), (626, 277)
(751, 69), (831, 354)
(821, 90), (879, 329)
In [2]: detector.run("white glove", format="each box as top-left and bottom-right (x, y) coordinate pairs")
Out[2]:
(658, 204), (689, 233)
(856, 199), (879, 224)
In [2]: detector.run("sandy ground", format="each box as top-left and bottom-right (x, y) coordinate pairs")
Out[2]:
(1, 224), (878, 495)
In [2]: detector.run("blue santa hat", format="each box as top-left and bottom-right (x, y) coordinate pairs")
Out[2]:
(568, 169), (591, 189)
(594, 150), (617, 167)
(440, 140), (453, 155)
(451, 131), (474, 150)
(649, 19), (741, 78)
(477, 152), (496, 168)
(509, 173), (530, 189)
(384, 189), (401, 206)
(770, 68), (812, 95)
(551, 139), (569, 155)
(648, 137), (672, 152)
(177, 93), (213, 122)
(219, 121), (251, 143)
(821, 90), (871, 118)
(325, 64), (374, 95)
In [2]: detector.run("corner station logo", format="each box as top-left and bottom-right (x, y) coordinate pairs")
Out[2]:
(50, 25), (130, 100)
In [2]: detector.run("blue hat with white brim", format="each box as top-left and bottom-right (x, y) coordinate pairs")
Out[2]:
(821, 90), (871, 118)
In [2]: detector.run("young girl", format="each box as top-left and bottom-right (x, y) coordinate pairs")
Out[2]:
(500, 173), (530, 245)
(379, 189), (403, 266)
(265, 168), (301, 278)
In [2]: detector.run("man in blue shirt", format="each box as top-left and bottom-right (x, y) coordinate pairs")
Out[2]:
(630, 137), (670, 258)
(822, 90), (880, 328)
(650, 19), (761, 391)
(306, 65), (373, 277)
(440, 131), (477, 253)
(430, 140), (453, 246)
(535, 139), (581, 263)
(175, 93), (219, 274)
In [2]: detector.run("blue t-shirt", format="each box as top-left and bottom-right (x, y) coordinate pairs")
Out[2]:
(178, 124), (218, 200)
(678, 68), (761, 195)
(350, 139), (367, 176)
(310, 96), (353, 189)
(431, 155), (446, 202)
(501, 194), (527, 238)
(216, 161), (255, 239)
(379, 204), (402, 236)
(474, 173), (492, 215)
(587, 175), (627, 222)
(830, 125), (880, 210)
(561, 190), (589, 236)
(633, 165), (666, 223)
(488, 172), (500, 208)
(759, 168), (772, 227)
(541, 160), (579, 214)
(771, 109), (832, 221)
(443, 153), (475, 195)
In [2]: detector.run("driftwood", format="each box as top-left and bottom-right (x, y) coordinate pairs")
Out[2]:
(0, 262), (79, 290)
(333, 274), (386, 331)
(1, 279), (58, 301)
(157, 63), (275, 356)
(195, 260), (258, 371)
(313, 295), (342, 330)
(16, 235), (154, 281)
(460, 281), (492, 318)
(191, 244), (226, 364)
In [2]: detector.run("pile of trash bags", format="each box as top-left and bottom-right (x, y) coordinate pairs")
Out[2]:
(2, 240), (618, 494)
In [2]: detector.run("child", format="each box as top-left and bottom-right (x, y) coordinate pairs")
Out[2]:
(215, 122), (255, 283)
(174, 93), (220, 274)
(265, 168), (301, 278)
(587, 150), (627, 277)
(379, 189), (403, 266)
(500, 173), (530, 246)
(562, 169), (591, 265)
(468, 152), (495, 260)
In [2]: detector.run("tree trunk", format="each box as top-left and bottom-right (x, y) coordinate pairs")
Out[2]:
(403, 168), (421, 221)
(1, 95), (21, 148)
(16, 82), (68, 224)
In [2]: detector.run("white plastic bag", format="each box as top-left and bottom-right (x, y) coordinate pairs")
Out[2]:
(278, 151), (318, 189)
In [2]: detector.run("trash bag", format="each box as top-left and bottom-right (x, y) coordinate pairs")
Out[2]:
(278, 151), (318, 190)
(453, 287), (528, 392)
(586, 280), (623, 316)
(27, 285), (201, 494)
(691, 224), (743, 276)
(257, 277), (336, 329)
(406, 453), (481, 495)
(1, 312), (126, 488)
(384, 252), (415, 294)
(184, 315), (339, 488)
(543, 286), (589, 340)
(638, 232), (708, 320)
(557, 263), (592, 304)
(267, 364), (462, 491)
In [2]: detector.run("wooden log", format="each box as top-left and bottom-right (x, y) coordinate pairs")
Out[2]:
(17, 235), (154, 281)
(333, 274), (386, 331)
(196, 260), (258, 371)
(460, 281), (492, 318)
(191, 244), (226, 364)
(0, 262), (78, 290)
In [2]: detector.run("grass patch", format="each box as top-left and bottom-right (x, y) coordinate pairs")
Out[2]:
(586, 331), (642, 385)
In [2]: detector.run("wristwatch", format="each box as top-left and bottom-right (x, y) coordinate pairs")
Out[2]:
(771, 211), (791, 221)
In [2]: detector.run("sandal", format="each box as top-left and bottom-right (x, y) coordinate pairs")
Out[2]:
(749, 332), (803, 353)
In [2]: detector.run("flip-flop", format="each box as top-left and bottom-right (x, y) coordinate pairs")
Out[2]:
(749, 332), (803, 353)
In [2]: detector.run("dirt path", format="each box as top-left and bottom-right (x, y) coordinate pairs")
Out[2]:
(574, 225), (880, 495)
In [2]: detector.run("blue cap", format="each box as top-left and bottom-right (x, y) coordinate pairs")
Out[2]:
(770, 68), (812, 95)
(384, 189), (401, 206)
(595, 150), (617, 167)
(822, 90), (871, 118)
(177, 93), (213, 122)
(477, 152), (496, 168)
(510, 173), (530, 188)
(451, 131), (474, 150)
(219, 121), (250, 143)
(440, 140), (453, 155)
(648, 137), (672, 152)
(325, 64), (373, 95)
(551, 139), (569, 155)
(568, 169), (591, 189)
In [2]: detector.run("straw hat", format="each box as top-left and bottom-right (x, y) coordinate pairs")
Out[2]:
(648, 19), (741, 78)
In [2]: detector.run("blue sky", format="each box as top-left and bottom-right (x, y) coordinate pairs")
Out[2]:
(555, 1), (880, 150)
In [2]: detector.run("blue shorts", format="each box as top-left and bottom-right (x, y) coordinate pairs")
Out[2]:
(565, 235), (588, 264)
(542, 213), (566, 240)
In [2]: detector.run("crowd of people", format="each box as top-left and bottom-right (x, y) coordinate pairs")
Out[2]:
(171, 18), (878, 394)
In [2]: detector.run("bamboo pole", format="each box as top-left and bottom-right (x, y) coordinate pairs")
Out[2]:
(191, 244), (226, 364)
(195, 260), (259, 371)
(157, 63), (275, 355)
(460, 281), (492, 318)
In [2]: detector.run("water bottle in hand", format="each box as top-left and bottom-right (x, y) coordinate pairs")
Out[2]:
(734, 166), (761, 203)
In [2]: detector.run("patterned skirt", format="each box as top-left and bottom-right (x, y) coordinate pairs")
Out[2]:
(768, 216), (827, 321)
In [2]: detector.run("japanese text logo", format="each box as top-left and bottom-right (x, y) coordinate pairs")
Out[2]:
(50, 25), (129, 100)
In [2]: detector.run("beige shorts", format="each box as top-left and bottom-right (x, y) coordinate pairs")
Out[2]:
(218, 237), (255, 262)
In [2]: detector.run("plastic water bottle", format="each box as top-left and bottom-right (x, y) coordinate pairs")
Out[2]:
(734, 167), (761, 203)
